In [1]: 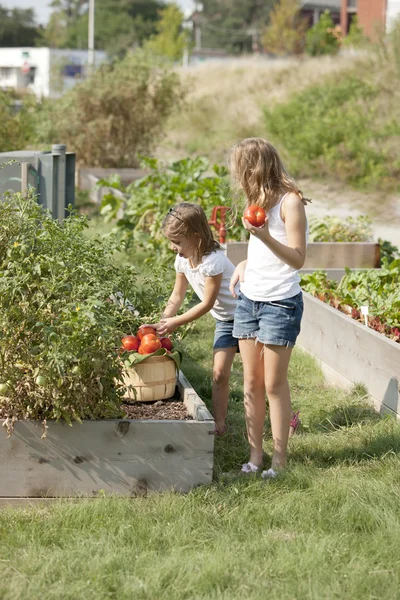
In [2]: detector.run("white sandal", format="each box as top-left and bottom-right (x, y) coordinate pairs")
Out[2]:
(261, 468), (278, 479)
(241, 462), (260, 474)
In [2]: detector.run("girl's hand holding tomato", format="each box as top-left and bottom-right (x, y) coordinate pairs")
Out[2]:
(243, 205), (269, 241)
(243, 205), (266, 228)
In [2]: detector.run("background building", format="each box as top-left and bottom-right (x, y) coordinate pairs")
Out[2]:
(341, 0), (400, 38)
(0, 47), (107, 99)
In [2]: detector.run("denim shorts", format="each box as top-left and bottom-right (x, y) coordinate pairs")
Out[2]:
(232, 292), (304, 348)
(213, 319), (239, 351)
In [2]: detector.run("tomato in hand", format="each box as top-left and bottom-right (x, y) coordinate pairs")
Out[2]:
(137, 326), (157, 341)
(140, 334), (162, 354)
(243, 205), (266, 228)
(160, 337), (173, 351)
(121, 335), (139, 352)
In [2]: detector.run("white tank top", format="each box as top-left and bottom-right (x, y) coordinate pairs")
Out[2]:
(240, 194), (307, 302)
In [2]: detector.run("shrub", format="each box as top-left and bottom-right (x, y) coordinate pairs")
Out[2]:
(305, 11), (341, 57)
(0, 90), (37, 152)
(0, 191), (170, 427)
(37, 51), (185, 168)
(262, 0), (307, 56)
(264, 76), (400, 188)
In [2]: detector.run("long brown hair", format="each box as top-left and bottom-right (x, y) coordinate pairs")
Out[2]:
(230, 138), (311, 211)
(162, 202), (220, 264)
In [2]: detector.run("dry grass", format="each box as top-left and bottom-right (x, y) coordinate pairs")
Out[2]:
(158, 54), (361, 164)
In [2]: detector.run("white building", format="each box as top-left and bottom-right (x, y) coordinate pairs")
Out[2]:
(0, 47), (107, 99)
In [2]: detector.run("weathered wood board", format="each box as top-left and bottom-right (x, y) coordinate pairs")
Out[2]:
(298, 293), (400, 417)
(0, 371), (214, 499)
(225, 241), (380, 269)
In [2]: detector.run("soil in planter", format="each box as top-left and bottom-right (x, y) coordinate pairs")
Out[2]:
(122, 401), (191, 420)
(121, 388), (192, 420)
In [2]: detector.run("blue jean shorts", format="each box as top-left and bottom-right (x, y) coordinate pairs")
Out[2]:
(213, 319), (239, 351)
(232, 292), (304, 348)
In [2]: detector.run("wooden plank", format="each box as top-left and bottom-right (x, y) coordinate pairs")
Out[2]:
(178, 371), (214, 422)
(0, 420), (214, 497)
(298, 293), (400, 417)
(225, 242), (380, 268)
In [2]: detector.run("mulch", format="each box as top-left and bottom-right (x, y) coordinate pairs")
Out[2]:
(121, 397), (191, 420)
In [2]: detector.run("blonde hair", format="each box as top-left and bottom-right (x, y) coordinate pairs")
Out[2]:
(162, 203), (220, 264)
(230, 138), (311, 211)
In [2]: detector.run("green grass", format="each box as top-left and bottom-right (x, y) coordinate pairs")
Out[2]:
(1, 316), (400, 599)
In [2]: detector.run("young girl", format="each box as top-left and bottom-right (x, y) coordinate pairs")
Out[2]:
(145, 202), (239, 435)
(229, 138), (308, 478)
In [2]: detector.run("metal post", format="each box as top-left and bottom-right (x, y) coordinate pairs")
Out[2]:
(52, 144), (66, 222)
(88, 0), (95, 76)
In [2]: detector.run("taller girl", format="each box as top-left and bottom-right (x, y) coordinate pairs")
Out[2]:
(229, 138), (309, 478)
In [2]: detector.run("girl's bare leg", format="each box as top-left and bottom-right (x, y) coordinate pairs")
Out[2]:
(239, 339), (266, 467)
(212, 347), (237, 432)
(263, 344), (292, 470)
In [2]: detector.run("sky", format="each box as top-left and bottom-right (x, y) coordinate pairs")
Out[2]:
(2, 0), (196, 25)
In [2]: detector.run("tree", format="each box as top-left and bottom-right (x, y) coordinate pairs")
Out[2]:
(199, 0), (277, 54)
(305, 10), (341, 56)
(145, 4), (188, 61)
(0, 5), (41, 47)
(262, 0), (307, 56)
(42, 0), (163, 54)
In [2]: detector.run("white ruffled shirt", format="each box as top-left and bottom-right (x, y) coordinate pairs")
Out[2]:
(175, 250), (237, 321)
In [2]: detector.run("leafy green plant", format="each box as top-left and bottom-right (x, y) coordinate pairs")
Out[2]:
(308, 215), (374, 242)
(100, 156), (244, 264)
(301, 259), (400, 342)
(0, 192), (172, 427)
(305, 10), (341, 57)
(264, 76), (400, 189)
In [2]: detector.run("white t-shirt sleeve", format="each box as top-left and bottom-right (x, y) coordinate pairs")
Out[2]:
(174, 255), (185, 273)
(200, 251), (225, 277)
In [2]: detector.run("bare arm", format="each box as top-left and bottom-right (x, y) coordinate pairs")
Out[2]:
(156, 274), (223, 335)
(160, 272), (188, 318)
(229, 260), (247, 298)
(243, 193), (307, 270)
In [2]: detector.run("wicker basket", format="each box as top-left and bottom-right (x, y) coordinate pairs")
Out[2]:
(123, 354), (177, 402)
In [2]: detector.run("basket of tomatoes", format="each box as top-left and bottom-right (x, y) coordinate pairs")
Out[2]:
(120, 327), (181, 403)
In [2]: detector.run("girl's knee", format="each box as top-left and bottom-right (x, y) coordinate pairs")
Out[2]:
(265, 378), (288, 398)
(213, 368), (229, 386)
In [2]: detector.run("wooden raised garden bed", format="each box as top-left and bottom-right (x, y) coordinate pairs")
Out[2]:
(0, 371), (214, 502)
(225, 241), (380, 269)
(298, 292), (400, 418)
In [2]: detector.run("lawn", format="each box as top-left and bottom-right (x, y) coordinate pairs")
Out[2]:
(1, 317), (400, 599)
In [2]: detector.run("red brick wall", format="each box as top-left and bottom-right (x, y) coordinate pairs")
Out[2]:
(358, 0), (386, 39)
(341, 0), (387, 39)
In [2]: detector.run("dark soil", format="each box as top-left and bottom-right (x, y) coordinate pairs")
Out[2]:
(122, 400), (190, 420)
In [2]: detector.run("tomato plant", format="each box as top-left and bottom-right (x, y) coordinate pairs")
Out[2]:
(0, 192), (173, 427)
(243, 205), (266, 228)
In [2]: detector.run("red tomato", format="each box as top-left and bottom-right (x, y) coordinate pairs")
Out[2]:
(160, 337), (173, 351)
(138, 345), (146, 355)
(137, 326), (157, 341)
(140, 334), (162, 354)
(243, 205), (266, 228)
(121, 335), (139, 352)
